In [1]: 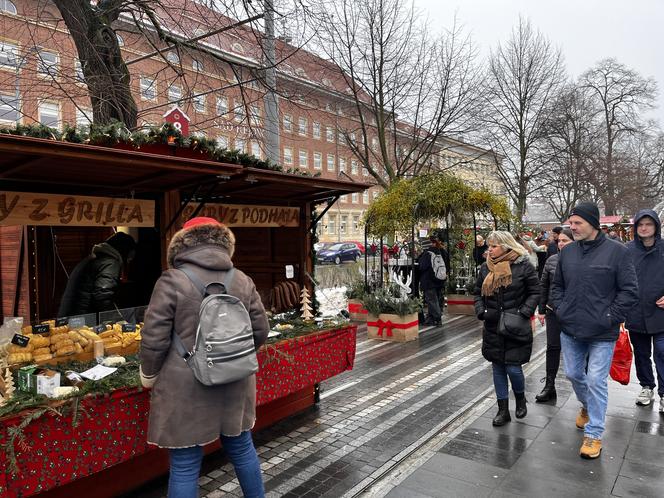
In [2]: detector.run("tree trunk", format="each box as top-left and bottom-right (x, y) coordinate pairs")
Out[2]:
(53, 1), (138, 128)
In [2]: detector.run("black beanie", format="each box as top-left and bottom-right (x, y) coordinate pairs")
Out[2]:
(106, 232), (136, 258)
(570, 202), (600, 229)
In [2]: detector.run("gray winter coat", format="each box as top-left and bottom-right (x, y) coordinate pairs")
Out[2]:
(140, 224), (269, 448)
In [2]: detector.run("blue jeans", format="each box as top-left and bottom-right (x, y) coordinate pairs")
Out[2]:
(630, 331), (664, 396)
(492, 362), (525, 400)
(560, 333), (616, 439)
(168, 431), (264, 498)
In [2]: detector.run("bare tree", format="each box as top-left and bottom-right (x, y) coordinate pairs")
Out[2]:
(538, 83), (597, 221)
(310, 0), (482, 189)
(579, 58), (658, 215)
(482, 17), (566, 220)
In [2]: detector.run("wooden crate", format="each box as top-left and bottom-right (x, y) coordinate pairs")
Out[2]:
(367, 312), (418, 342)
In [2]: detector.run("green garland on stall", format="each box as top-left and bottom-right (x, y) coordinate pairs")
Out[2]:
(0, 122), (318, 178)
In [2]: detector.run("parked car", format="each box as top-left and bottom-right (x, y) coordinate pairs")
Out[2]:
(314, 241), (334, 252)
(316, 243), (362, 264)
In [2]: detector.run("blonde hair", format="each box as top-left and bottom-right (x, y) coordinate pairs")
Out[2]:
(486, 231), (528, 257)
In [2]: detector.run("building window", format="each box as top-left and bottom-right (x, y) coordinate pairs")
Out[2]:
(339, 158), (346, 173)
(351, 160), (359, 175)
(0, 41), (18, 69)
(37, 50), (59, 77)
(353, 215), (360, 232)
(75, 108), (92, 129)
(251, 141), (261, 158)
(340, 215), (347, 235)
(372, 190), (379, 200)
(349, 132), (356, 145)
(234, 100), (245, 122)
(231, 42), (245, 54)
(283, 146), (293, 166)
(1, 1), (17, 14)
(327, 215), (336, 235)
(168, 85), (181, 103)
(217, 135), (229, 148)
(74, 59), (86, 84)
(250, 105), (261, 126)
(313, 121), (321, 139)
(193, 92), (206, 113)
(299, 149), (308, 168)
(216, 96), (228, 116)
(140, 77), (156, 101)
(338, 130), (344, 145)
(298, 117), (307, 136)
(313, 152), (322, 170)
(371, 137), (378, 151)
(341, 195), (347, 203)
(363, 191), (369, 204)
(351, 192), (358, 204)
(283, 114), (292, 132)
(192, 59), (203, 72)
(235, 138), (246, 152)
(0, 93), (19, 123)
(362, 166), (369, 176)
(165, 51), (179, 64)
(326, 126), (334, 142)
(327, 154), (335, 172)
(38, 101), (60, 129)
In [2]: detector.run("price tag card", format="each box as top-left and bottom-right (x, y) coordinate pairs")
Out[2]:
(68, 316), (86, 329)
(11, 333), (30, 347)
(32, 324), (50, 335)
(93, 324), (107, 334)
(121, 323), (136, 332)
(55, 317), (69, 327)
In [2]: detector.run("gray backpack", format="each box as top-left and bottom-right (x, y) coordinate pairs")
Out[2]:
(172, 266), (258, 386)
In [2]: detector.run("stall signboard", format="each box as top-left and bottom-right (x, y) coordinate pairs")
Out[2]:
(182, 202), (300, 228)
(0, 192), (155, 227)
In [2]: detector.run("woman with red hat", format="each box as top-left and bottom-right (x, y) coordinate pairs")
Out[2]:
(140, 217), (269, 498)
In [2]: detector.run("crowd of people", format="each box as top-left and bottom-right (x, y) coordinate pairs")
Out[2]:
(473, 202), (664, 460)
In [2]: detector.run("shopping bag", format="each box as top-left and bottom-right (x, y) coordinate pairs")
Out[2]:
(609, 324), (632, 385)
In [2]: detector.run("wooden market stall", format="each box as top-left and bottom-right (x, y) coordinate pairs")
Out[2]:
(0, 133), (370, 497)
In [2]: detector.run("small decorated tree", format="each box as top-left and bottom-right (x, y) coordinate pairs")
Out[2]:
(300, 287), (314, 321)
(0, 368), (15, 406)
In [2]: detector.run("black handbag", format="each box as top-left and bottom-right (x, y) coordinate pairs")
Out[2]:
(497, 289), (532, 343)
(498, 311), (532, 343)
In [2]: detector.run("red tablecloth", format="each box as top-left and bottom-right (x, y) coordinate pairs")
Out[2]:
(0, 325), (357, 497)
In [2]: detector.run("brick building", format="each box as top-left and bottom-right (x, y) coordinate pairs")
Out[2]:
(0, 0), (504, 242)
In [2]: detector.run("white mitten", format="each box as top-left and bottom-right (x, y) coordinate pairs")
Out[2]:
(139, 365), (158, 388)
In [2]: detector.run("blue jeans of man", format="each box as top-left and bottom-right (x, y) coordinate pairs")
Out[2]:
(168, 431), (264, 498)
(629, 331), (664, 397)
(560, 333), (616, 440)
(423, 287), (443, 324)
(492, 362), (525, 400)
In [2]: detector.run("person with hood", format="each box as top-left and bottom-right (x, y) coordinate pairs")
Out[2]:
(58, 231), (136, 317)
(140, 217), (269, 498)
(418, 237), (446, 327)
(535, 228), (574, 402)
(552, 202), (638, 459)
(474, 231), (540, 427)
(625, 210), (664, 410)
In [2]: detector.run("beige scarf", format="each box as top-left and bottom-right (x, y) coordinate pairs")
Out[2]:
(481, 249), (520, 296)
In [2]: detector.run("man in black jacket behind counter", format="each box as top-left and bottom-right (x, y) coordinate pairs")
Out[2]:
(552, 202), (638, 460)
(58, 231), (136, 317)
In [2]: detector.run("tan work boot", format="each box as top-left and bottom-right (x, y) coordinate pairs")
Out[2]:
(576, 407), (589, 430)
(579, 436), (602, 459)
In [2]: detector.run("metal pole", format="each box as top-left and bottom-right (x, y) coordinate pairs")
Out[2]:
(364, 222), (369, 292)
(379, 236), (384, 288)
(263, 0), (280, 164)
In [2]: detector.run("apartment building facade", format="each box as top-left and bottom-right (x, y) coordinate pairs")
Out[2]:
(0, 0), (504, 243)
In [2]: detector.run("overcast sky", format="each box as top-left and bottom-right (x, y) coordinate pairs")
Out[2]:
(412, 0), (663, 124)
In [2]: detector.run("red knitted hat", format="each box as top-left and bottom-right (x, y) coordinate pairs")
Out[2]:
(183, 216), (221, 230)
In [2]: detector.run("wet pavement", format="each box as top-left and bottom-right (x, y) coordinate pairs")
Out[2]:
(125, 314), (664, 497)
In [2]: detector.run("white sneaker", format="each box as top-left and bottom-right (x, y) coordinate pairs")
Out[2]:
(636, 387), (654, 406)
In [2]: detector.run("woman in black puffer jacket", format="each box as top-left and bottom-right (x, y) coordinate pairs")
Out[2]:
(474, 231), (540, 426)
(535, 228), (574, 402)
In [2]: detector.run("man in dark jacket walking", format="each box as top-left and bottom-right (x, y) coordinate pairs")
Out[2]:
(552, 202), (638, 459)
(418, 238), (446, 327)
(58, 232), (136, 317)
(546, 226), (562, 259)
(625, 210), (664, 410)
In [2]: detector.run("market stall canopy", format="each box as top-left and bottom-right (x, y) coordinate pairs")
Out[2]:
(0, 135), (371, 203)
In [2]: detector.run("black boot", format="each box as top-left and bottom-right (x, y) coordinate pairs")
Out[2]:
(492, 399), (511, 426)
(515, 392), (527, 419)
(535, 376), (557, 403)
